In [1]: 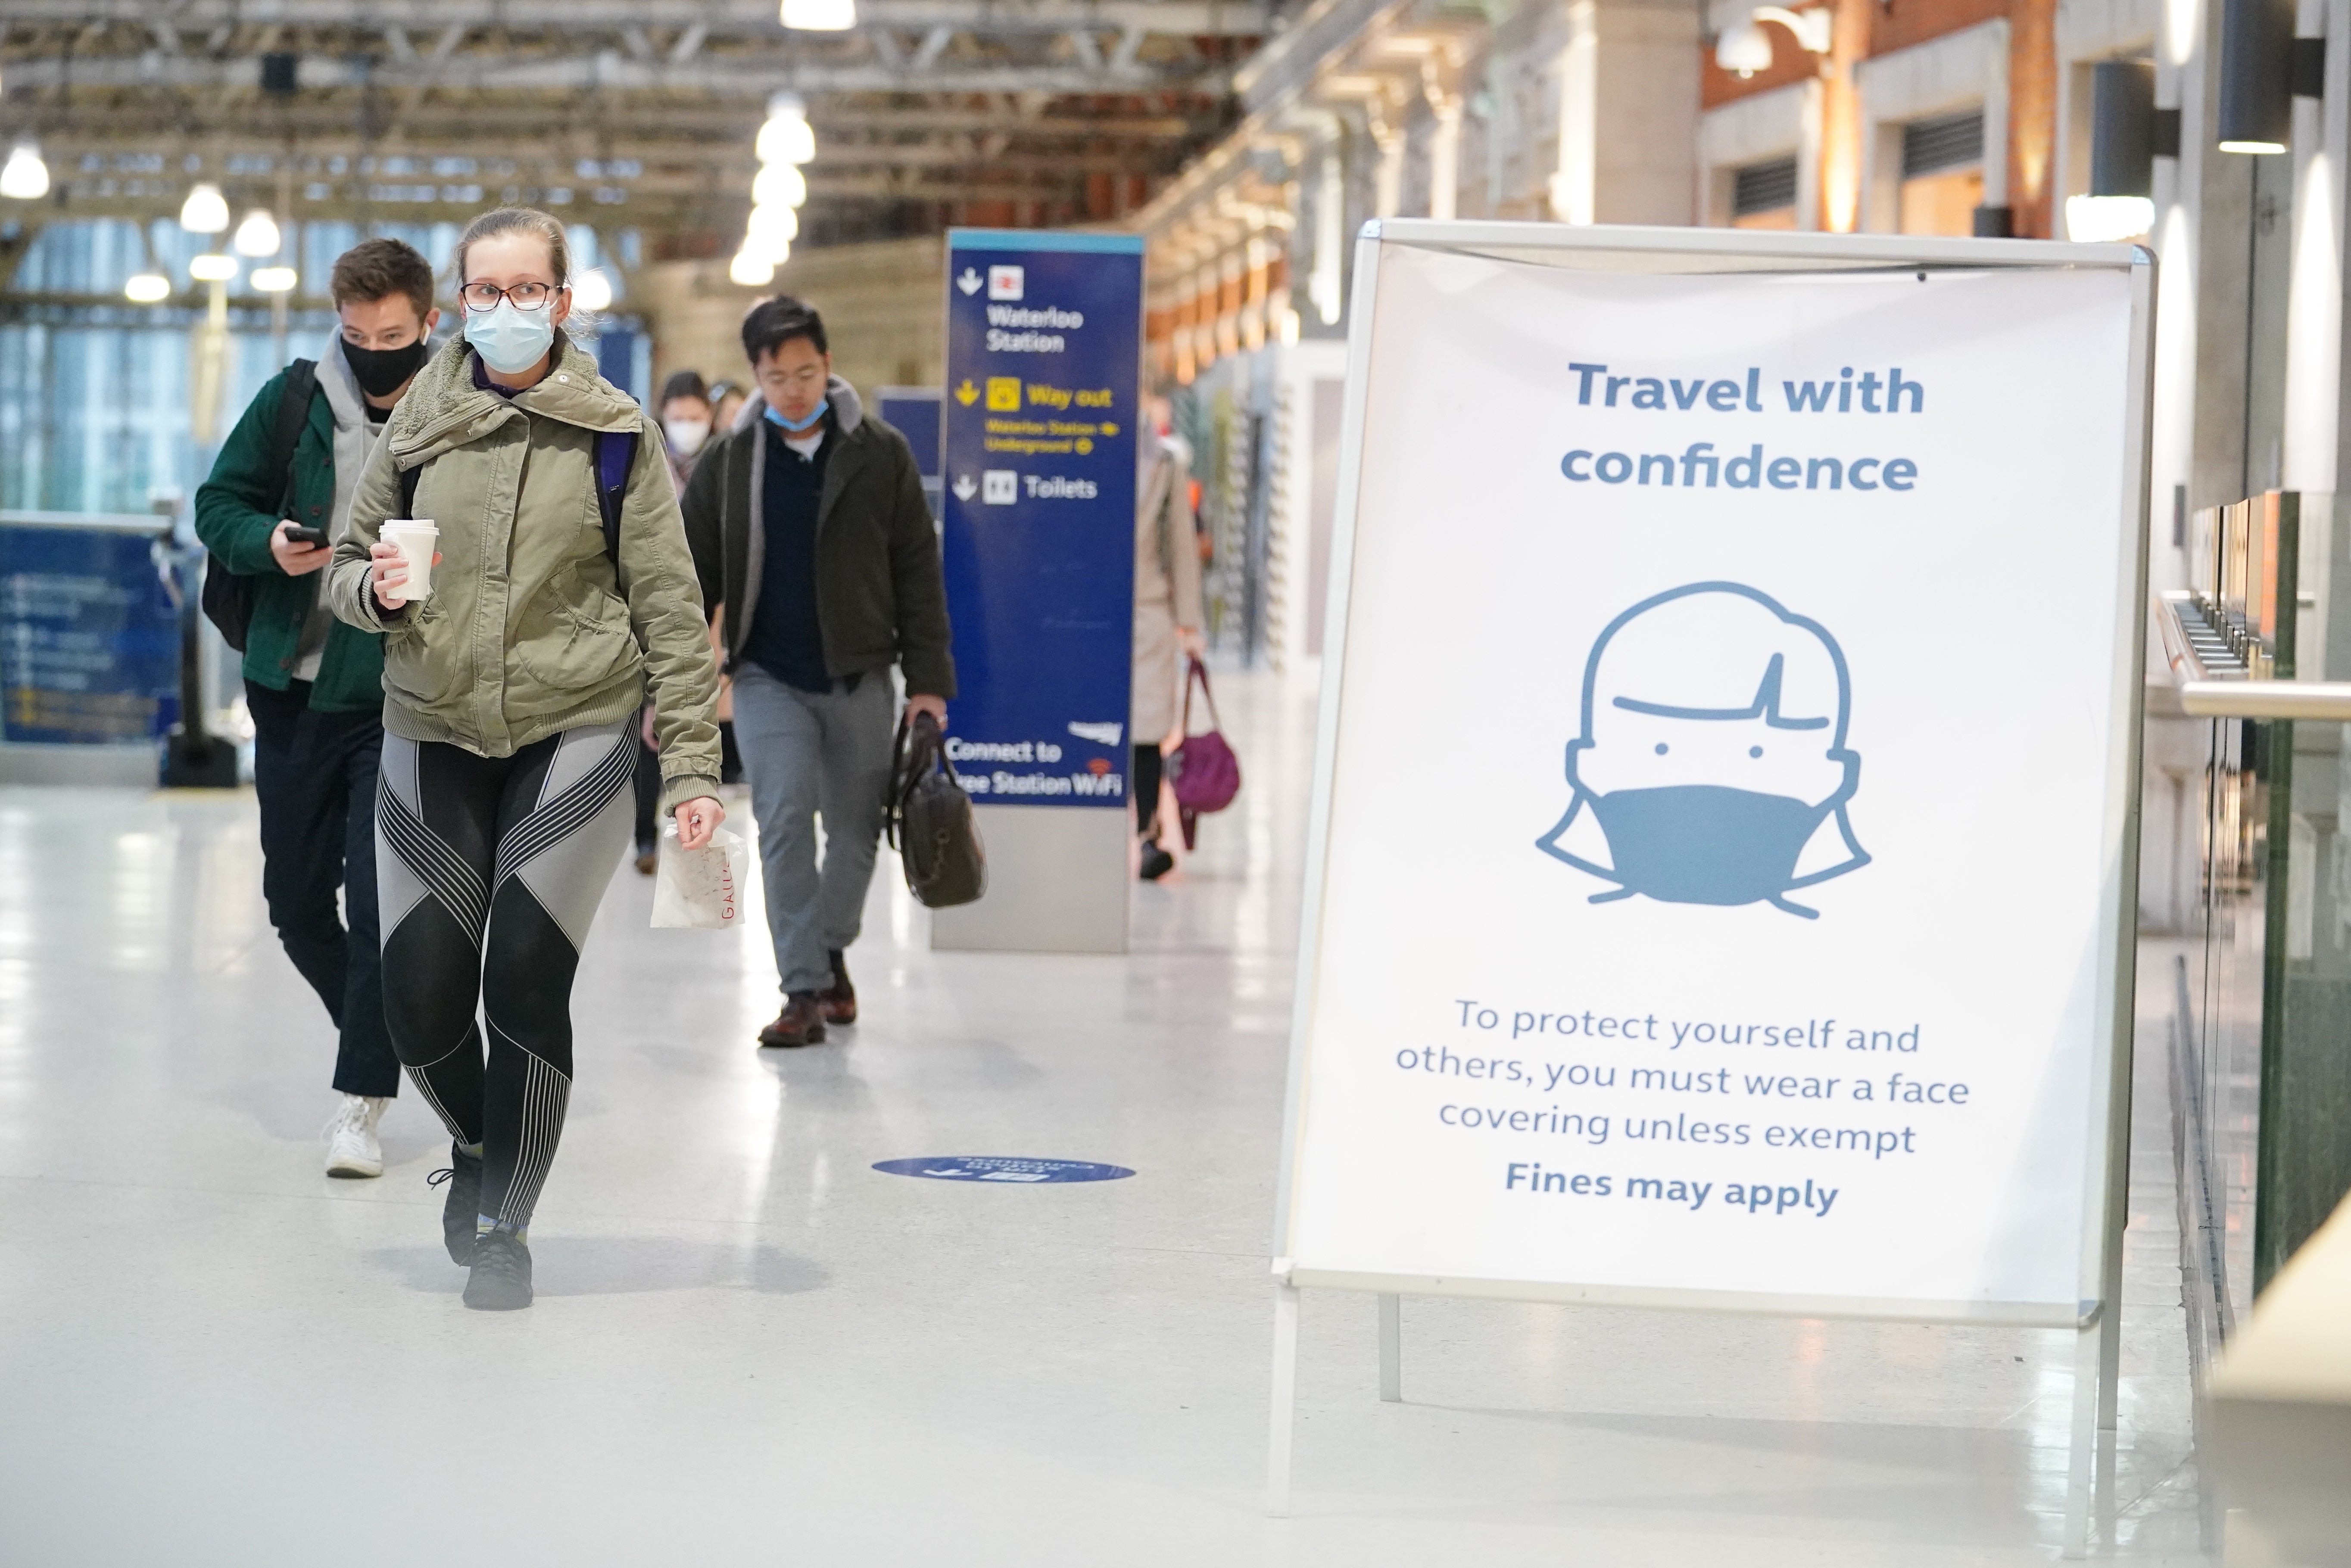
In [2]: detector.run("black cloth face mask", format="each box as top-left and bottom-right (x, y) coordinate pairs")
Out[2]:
(342, 336), (431, 399)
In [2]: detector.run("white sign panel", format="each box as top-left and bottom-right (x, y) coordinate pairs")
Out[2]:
(1279, 227), (2148, 1323)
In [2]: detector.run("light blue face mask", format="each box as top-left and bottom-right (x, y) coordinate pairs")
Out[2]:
(764, 398), (829, 434)
(468, 300), (555, 376)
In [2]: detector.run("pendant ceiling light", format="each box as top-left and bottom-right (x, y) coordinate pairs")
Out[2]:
(752, 162), (809, 208)
(781, 0), (856, 31)
(233, 209), (282, 257)
(730, 245), (778, 287)
(758, 96), (817, 165)
(746, 202), (800, 261)
(180, 182), (231, 233)
(572, 268), (615, 312)
(125, 271), (173, 303)
(0, 141), (50, 200)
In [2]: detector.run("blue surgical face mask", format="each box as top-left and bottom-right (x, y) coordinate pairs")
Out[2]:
(468, 300), (555, 376)
(764, 398), (829, 434)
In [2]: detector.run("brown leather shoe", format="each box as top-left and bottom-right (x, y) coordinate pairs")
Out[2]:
(817, 948), (857, 1025)
(757, 992), (828, 1048)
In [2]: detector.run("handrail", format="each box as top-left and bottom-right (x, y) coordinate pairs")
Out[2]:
(2158, 589), (2351, 719)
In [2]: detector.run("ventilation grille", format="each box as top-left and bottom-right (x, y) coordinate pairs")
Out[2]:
(1731, 157), (1798, 216)
(1902, 110), (1984, 177)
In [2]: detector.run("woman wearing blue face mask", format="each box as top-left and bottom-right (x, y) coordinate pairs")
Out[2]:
(326, 206), (724, 1310)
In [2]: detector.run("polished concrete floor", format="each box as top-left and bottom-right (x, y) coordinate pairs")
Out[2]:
(0, 670), (2211, 1565)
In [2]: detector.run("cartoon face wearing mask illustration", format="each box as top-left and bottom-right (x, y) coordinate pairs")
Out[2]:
(1536, 582), (1867, 918)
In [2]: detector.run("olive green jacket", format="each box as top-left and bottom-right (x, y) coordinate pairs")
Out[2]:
(326, 333), (723, 810)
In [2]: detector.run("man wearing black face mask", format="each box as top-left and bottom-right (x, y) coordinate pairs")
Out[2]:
(195, 238), (440, 1180)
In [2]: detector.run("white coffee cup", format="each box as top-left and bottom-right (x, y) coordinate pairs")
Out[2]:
(379, 520), (439, 605)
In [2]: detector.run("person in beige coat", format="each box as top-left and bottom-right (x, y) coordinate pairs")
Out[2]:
(1132, 415), (1206, 880)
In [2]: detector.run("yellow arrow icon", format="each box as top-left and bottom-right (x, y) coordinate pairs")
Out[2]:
(954, 379), (979, 406)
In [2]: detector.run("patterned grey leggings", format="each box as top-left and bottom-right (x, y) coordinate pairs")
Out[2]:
(376, 719), (634, 1232)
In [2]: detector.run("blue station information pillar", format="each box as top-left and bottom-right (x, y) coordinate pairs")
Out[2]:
(932, 229), (1143, 953)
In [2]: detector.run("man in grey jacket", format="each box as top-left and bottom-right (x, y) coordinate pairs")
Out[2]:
(680, 295), (955, 1048)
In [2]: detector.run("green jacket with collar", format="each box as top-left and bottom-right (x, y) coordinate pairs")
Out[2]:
(324, 333), (723, 812)
(192, 366), (385, 712)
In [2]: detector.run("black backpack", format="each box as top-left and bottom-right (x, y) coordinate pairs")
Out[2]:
(199, 358), (317, 653)
(887, 711), (987, 908)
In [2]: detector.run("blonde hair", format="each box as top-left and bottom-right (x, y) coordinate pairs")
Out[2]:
(452, 206), (571, 288)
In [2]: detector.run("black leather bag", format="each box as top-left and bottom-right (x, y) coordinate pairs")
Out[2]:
(200, 358), (318, 653)
(887, 711), (986, 908)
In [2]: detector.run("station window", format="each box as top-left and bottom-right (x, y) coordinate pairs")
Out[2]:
(1898, 109), (1985, 236)
(1731, 157), (1798, 230)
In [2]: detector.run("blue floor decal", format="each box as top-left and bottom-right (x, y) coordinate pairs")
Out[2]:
(873, 1157), (1135, 1184)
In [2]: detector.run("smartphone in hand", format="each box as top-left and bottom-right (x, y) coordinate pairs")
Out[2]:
(281, 524), (329, 549)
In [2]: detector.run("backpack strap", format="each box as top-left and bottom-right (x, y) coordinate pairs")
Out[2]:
(595, 429), (638, 574)
(391, 426), (637, 568)
(267, 359), (318, 515)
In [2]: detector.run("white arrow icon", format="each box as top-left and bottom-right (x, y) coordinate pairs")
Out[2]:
(952, 474), (977, 501)
(956, 267), (983, 296)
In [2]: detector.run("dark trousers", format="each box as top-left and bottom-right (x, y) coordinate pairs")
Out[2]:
(1133, 742), (1163, 839)
(632, 704), (660, 853)
(246, 679), (399, 1098)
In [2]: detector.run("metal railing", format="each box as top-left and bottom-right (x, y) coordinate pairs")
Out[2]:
(2157, 588), (2351, 719)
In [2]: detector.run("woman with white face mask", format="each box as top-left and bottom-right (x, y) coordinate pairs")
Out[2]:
(326, 206), (724, 1310)
(657, 369), (715, 493)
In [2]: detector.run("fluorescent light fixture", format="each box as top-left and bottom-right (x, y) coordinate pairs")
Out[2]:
(250, 265), (299, 292)
(188, 252), (239, 282)
(2218, 139), (2289, 154)
(125, 271), (173, 302)
(758, 98), (817, 165)
(0, 141), (50, 200)
(2064, 194), (2157, 241)
(729, 246), (777, 287)
(781, 0), (856, 30)
(180, 182), (231, 233)
(572, 267), (614, 312)
(752, 162), (809, 208)
(1714, 22), (1773, 76)
(233, 209), (282, 257)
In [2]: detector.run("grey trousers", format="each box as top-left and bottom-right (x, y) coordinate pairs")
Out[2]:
(730, 663), (897, 996)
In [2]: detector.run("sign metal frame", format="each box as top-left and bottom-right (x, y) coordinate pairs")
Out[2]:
(1264, 219), (2156, 1557)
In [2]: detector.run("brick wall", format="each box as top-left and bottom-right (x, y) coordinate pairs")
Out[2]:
(1699, 0), (2056, 234)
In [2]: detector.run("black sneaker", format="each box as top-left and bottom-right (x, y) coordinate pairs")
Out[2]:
(464, 1227), (533, 1311)
(426, 1144), (483, 1266)
(1139, 842), (1176, 881)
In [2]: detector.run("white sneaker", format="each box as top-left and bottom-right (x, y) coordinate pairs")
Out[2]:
(323, 1095), (389, 1178)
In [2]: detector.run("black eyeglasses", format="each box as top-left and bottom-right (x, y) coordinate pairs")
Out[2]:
(459, 281), (562, 312)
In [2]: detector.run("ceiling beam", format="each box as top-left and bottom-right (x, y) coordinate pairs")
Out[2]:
(28, 137), (1168, 178)
(0, 0), (1271, 39)
(0, 107), (1211, 142)
(0, 53), (1222, 96)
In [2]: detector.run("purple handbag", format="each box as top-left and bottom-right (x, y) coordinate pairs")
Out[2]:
(1165, 656), (1241, 849)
